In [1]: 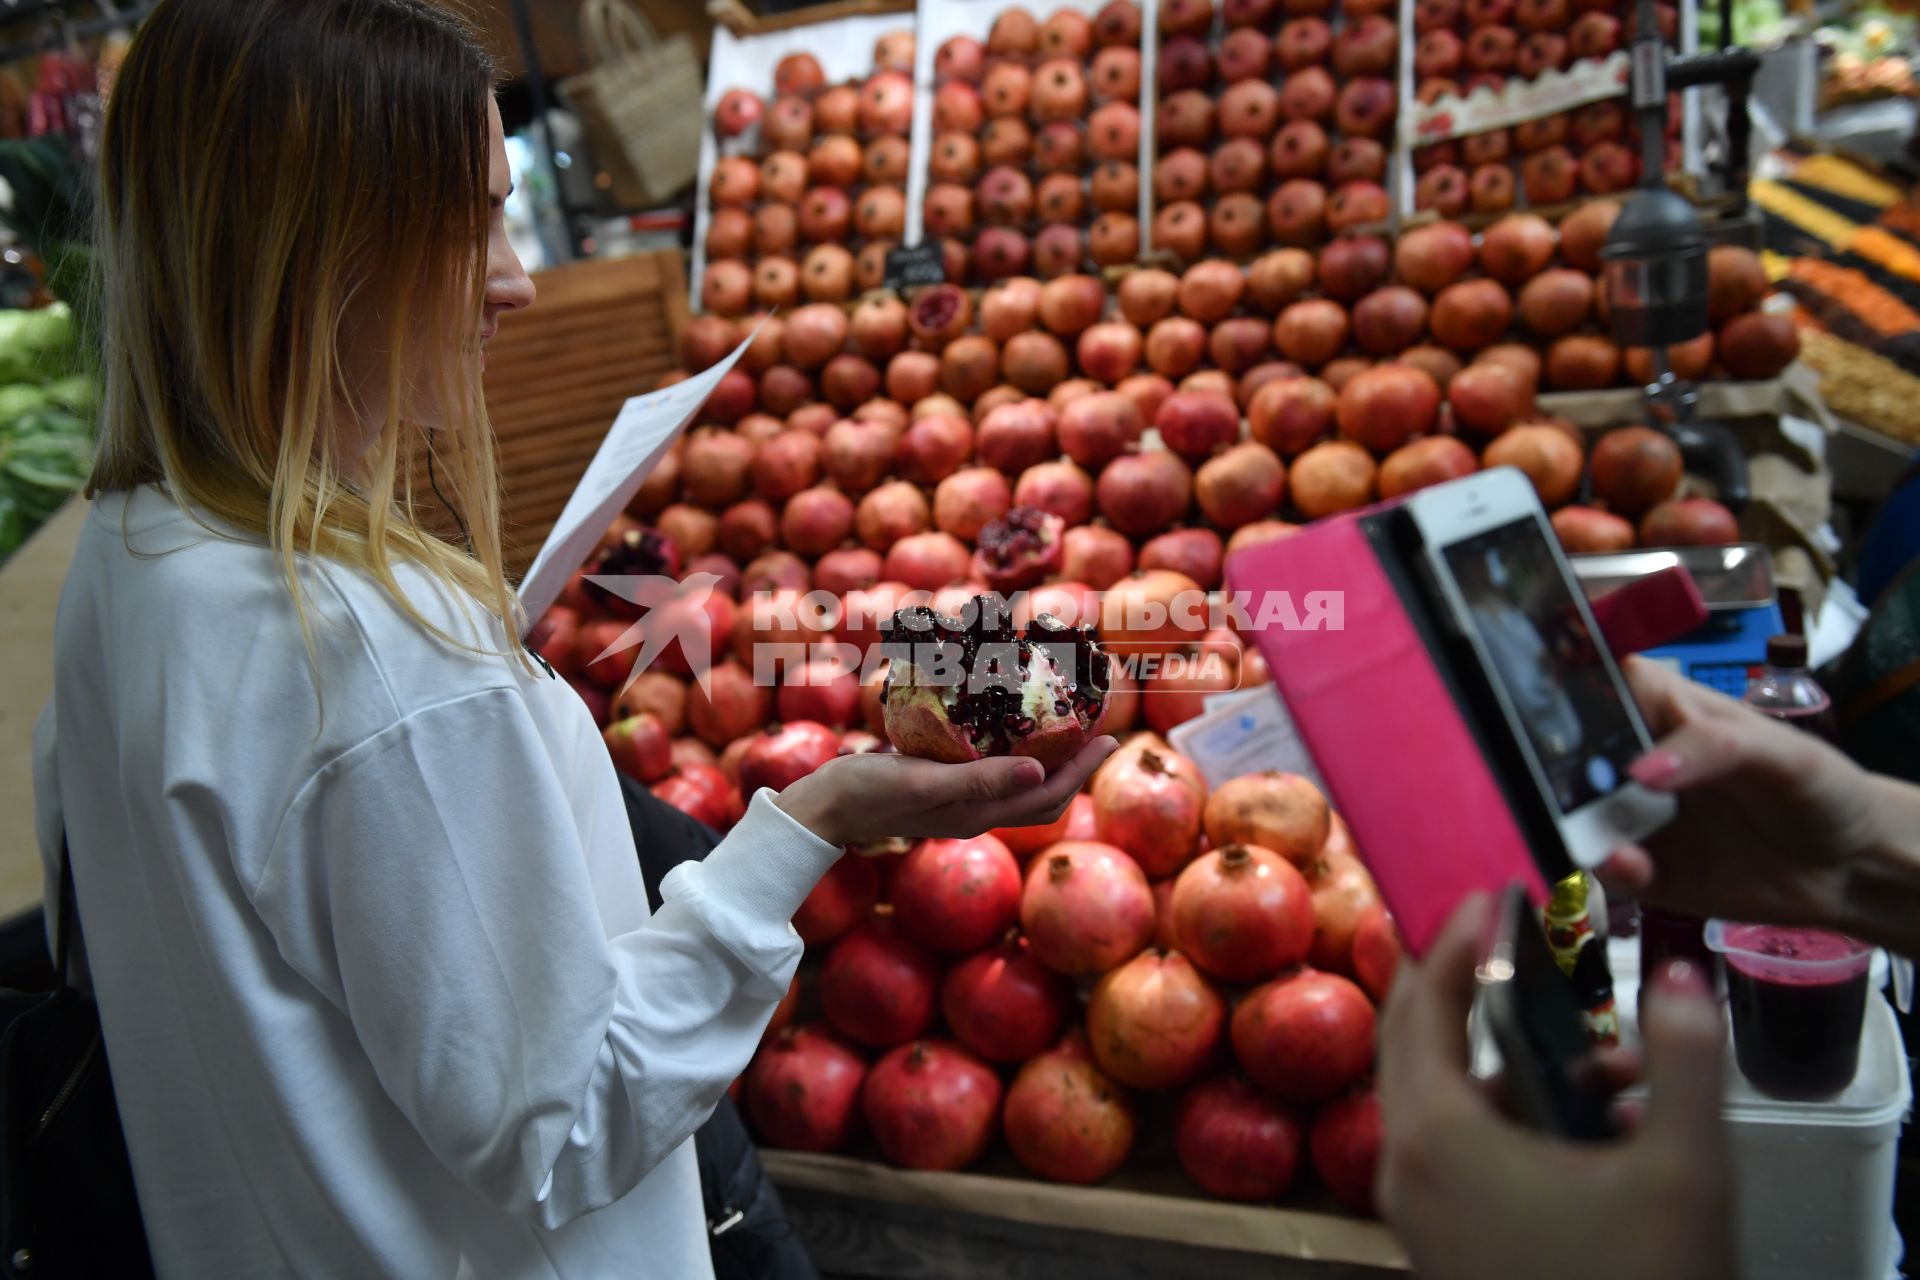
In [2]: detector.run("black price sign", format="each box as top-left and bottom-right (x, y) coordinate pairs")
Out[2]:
(884, 243), (946, 292)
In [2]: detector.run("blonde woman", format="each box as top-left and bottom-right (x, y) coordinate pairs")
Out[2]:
(33, 2), (1112, 1275)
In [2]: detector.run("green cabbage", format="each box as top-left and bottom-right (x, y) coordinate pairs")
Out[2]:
(0, 304), (74, 386)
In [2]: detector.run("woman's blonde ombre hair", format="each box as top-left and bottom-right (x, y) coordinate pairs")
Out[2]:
(89, 0), (522, 656)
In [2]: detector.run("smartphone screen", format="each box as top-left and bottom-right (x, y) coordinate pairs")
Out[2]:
(1441, 517), (1644, 819)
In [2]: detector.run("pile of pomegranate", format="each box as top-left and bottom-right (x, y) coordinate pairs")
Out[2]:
(1409, 0), (1681, 212)
(927, 3), (1146, 279)
(703, 37), (917, 313)
(566, 207), (1786, 816)
(541, 95), (1805, 1206)
(1153, 0), (1397, 261)
(746, 754), (1401, 1213)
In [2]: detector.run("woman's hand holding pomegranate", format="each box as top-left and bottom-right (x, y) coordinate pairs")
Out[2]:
(1602, 658), (1920, 956)
(1377, 895), (1736, 1280)
(775, 735), (1118, 848)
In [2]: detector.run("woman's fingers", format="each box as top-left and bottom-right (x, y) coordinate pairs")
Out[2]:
(1637, 959), (1730, 1160)
(927, 737), (1119, 835)
(1595, 845), (1655, 897)
(1380, 892), (1495, 1103)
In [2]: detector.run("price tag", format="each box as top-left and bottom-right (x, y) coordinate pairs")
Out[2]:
(883, 243), (946, 291)
(1168, 684), (1328, 794)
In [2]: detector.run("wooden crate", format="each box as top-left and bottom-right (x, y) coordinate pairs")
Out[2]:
(764, 1152), (1410, 1279)
(477, 248), (688, 577)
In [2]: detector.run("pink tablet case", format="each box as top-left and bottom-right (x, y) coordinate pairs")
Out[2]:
(1228, 513), (1548, 957)
(1227, 520), (1709, 957)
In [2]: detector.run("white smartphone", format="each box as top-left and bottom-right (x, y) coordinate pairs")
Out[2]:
(1405, 466), (1676, 867)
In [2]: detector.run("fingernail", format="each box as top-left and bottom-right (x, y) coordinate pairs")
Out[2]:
(1630, 750), (1684, 787)
(1012, 760), (1044, 786)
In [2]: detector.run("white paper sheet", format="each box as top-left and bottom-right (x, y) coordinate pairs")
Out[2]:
(1168, 683), (1327, 793)
(517, 320), (765, 629)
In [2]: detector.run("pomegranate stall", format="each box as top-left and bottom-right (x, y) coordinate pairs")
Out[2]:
(524, 0), (1864, 1271)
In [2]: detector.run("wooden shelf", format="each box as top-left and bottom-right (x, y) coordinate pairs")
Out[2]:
(763, 1151), (1409, 1280)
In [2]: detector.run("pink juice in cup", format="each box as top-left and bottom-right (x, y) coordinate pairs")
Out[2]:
(1705, 922), (1872, 1100)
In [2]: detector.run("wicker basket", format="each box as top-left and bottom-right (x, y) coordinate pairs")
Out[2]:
(558, 0), (703, 208)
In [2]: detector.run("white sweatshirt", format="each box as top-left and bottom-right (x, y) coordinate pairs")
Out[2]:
(32, 486), (841, 1279)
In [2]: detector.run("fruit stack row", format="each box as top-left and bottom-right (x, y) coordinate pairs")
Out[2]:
(740, 758), (1395, 1206)
(1151, 0), (1398, 263)
(524, 224), (1793, 1192)
(924, 2), (1150, 281)
(1407, 0), (1683, 216)
(701, 36), (918, 316)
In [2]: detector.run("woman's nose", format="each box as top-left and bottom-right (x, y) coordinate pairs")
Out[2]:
(489, 248), (537, 314)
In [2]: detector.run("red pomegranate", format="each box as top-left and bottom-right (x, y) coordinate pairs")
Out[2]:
(1310, 1088), (1384, 1215)
(1196, 441), (1286, 528)
(933, 469), (1013, 543)
(1707, 244), (1768, 325)
(1552, 505), (1637, 553)
(686, 659), (772, 747)
(1003, 1032), (1136, 1183)
(1640, 498), (1740, 546)
(1174, 1075), (1306, 1201)
(1090, 747), (1205, 878)
(1303, 823), (1383, 972)
(1203, 771), (1330, 864)
(1478, 212), (1556, 286)
(1019, 841), (1156, 976)
(1336, 365), (1441, 455)
(1231, 968), (1376, 1103)
(1170, 843), (1315, 983)
(1445, 361), (1532, 436)
(1062, 525), (1136, 590)
(602, 712), (672, 784)
(861, 1040), (1002, 1171)
(1155, 390), (1242, 463)
(940, 933), (1073, 1063)
(1351, 903), (1404, 1001)
(1393, 221), (1475, 295)
(1056, 393), (1143, 471)
(1378, 435), (1477, 499)
(1589, 425), (1682, 516)
(651, 762), (741, 829)
(1086, 949), (1227, 1090)
(819, 906), (944, 1047)
(744, 1025), (867, 1152)
(1096, 451), (1194, 537)
(1481, 424), (1584, 508)
(1248, 377), (1336, 457)
(890, 835), (1022, 954)
(794, 854), (881, 946)
(1718, 312), (1799, 380)
(737, 720), (840, 796)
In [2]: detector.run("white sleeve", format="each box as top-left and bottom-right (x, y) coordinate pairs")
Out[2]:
(251, 687), (840, 1228)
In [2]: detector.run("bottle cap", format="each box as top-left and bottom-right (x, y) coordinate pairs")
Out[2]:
(1766, 633), (1808, 669)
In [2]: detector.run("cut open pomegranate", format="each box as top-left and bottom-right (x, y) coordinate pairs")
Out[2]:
(587, 527), (679, 618)
(971, 506), (1065, 594)
(880, 596), (1110, 769)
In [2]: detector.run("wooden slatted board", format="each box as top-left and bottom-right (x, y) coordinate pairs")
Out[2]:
(414, 248), (689, 578)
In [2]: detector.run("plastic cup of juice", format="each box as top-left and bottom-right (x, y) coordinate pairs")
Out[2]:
(1704, 921), (1873, 1100)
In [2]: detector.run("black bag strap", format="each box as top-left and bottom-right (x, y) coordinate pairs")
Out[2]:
(52, 840), (75, 996)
